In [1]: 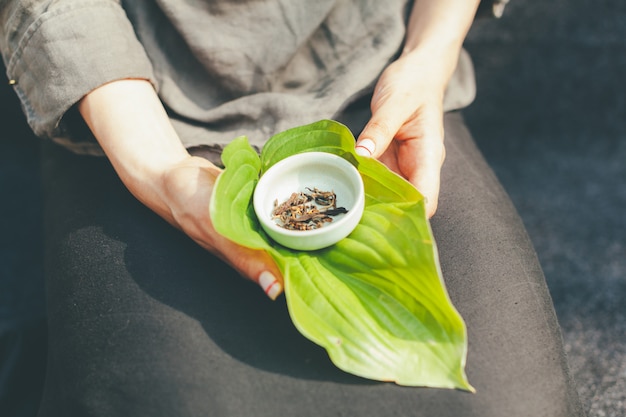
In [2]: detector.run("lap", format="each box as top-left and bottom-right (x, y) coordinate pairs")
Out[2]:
(38, 113), (583, 417)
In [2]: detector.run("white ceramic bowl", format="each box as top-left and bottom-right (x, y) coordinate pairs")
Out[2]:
(253, 152), (365, 251)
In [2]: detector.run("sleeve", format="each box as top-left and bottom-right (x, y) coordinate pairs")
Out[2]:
(0, 0), (155, 150)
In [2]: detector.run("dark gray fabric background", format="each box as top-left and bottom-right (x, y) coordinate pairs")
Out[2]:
(1, 0), (625, 416)
(463, 2), (626, 416)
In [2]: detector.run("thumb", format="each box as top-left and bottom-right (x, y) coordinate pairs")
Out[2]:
(232, 248), (283, 301)
(212, 234), (284, 301)
(257, 270), (283, 301)
(356, 104), (407, 159)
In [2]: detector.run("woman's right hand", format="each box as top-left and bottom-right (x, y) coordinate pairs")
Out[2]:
(78, 79), (283, 299)
(157, 155), (284, 300)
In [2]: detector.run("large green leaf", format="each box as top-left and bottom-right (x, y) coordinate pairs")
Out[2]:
(210, 120), (473, 390)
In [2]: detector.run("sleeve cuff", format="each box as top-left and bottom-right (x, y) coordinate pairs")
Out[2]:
(6, 1), (155, 143)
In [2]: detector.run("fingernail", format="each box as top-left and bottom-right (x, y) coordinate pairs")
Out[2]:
(259, 271), (282, 300)
(355, 138), (375, 157)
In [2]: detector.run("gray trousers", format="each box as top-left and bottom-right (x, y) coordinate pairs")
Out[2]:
(38, 112), (584, 417)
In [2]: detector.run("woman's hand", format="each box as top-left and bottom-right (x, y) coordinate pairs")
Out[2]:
(355, 0), (480, 218)
(356, 52), (447, 218)
(157, 156), (283, 300)
(78, 79), (283, 299)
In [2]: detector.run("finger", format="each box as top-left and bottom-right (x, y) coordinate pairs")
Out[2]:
(236, 251), (283, 301)
(405, 109), (445, 218)
(410, 144), (444, 219)
(384, 136), (444, 219)
(214, 234), (284, 300)
(356, 102), (411, 159)
(200, 236), (284, 300)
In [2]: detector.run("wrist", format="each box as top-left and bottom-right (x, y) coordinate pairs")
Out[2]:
(78, 79), (192, 217)
(388, 48), (455, 99)
(401, 0), (480, 83)
(150, 155), (222, 228)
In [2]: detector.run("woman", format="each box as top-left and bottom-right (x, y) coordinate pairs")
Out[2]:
(1, 1), (584, 416)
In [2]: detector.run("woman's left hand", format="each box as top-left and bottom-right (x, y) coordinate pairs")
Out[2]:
(355, 0), (480, 218)
(355, 51), (448, 218)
